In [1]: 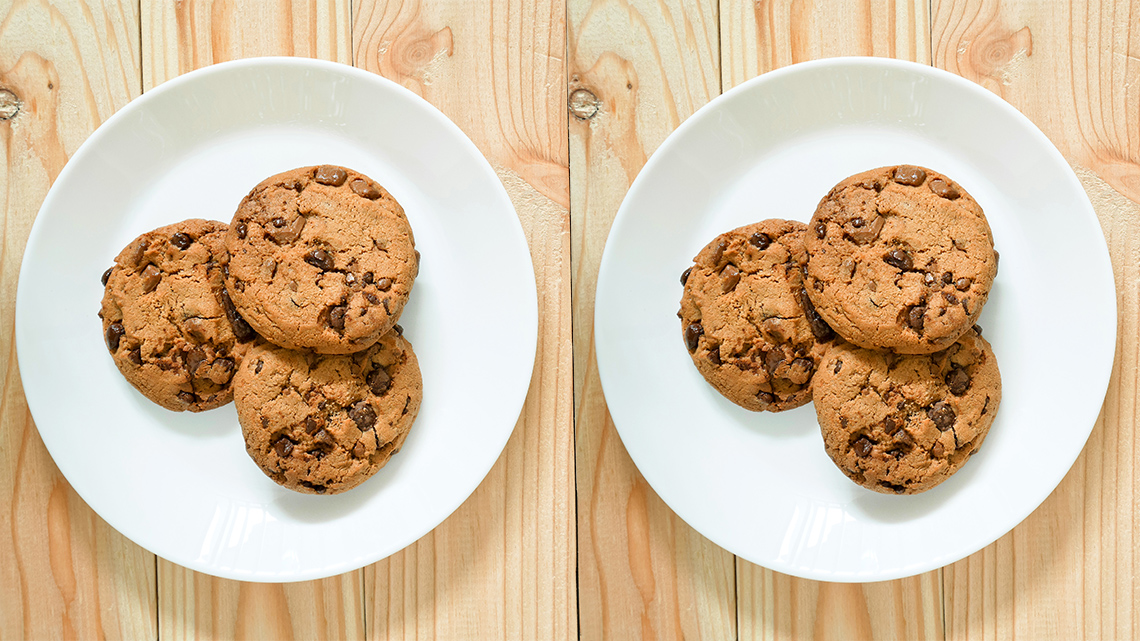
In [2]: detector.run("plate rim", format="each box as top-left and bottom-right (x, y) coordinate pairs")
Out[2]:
(15, 56), (539, 582)
(594, 56), (1117, 582)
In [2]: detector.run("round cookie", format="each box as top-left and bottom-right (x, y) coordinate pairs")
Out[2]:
(224, 165), (418, 354)
(233, 328), (422, 495)
(679, 220), (836, 412)
(99, 219), (256, 412)
(813, 327), (1000, 494)
(804, 165), (997, 354)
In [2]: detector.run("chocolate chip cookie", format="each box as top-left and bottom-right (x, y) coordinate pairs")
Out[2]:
(233, 328), (422, 494)
(812, 327), (1000, 494)
(679, 220), (835, 411)
(224, 165), (418, 354)
(804, 166), (997, 354)
(99, 220), (256, 412)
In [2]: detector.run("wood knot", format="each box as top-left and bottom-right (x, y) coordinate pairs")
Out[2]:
(0, 88), (21, 120)
(569, 88), (600, 120)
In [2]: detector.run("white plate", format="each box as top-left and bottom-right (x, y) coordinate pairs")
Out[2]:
(16, 58), (537, 582)
(595, 58), (1115, 582)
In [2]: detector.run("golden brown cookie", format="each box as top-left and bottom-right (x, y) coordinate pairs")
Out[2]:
(812, 327), (1000, 494)
(224, 165), (418, 354)
(804, 166), (997, 354)
(233, 328), (422, 495)
(679, 220), (835, 412)
(100, 220), (256, 411)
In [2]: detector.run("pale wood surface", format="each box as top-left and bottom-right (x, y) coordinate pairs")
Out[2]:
(3, 0), (1139, 639)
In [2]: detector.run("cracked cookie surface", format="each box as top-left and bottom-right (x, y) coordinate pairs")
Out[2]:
(100, 219), (255, 412)
(234, 329), (422, 494)
(812, 327), (1000, 494)
(804, 166), (997, 354)
(224, 165), (418, 354)
(679, 220), (835, 412)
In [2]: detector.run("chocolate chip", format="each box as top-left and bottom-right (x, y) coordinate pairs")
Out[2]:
(350, 178), (381, 199)
(254, 359), (264, 374)
(274, 436), (294, 457)
(749, 232), (771, 249)
(363, 272), (374, 284)
(101, 267), (113, 286)
(720, 264), (741, 293)
(177, 391), (196, 404)
(382, 299), (391, 314)
(235, 221), (248, 239)
(942, 271), (953, 284)
(929, 178), (960, 199)
(304, 249), (333, 271)
(839, 258), (855, 279)
(833, 359), (843, 374)
(171, 232), (193, 250)
(365, 292), (380, 304)
(128, 348), (142, 365)
(683, 323), (703, 352)
(854, 437), (873, 457)
(931, 441), (945, 458)
(315, 165), (348, 186)
(141, 264), (162, 293)
(329, 305), (347, 330)
(305, 416), (320, 434)
(851, 217), (865, 228)
(907, 305), (925, 332)
(393, 324), (403, 336)
(883, 416), (901, 435)
(315, 429), (334, 445)
(924, 272), (935, 286)
(895, 429), (915, 447)
(956, 277), (972, 291)
(764, 350), (784, 374)
(186, 347), (206, 375)
(353, 441), (367, 458)
(680, 266), (692, 285)
(368, 367), (392, 395)
(105, 322), (125, 351)
(973, 324), (983, 335)
(850, 216), (885, 244)
(945, 292), (958, 305)
(883, 249), (913, 270)
(268, 215), (306, 243)
(710, 239), (727, 265)
(893, 165), (926, 186)
(126, 240), (147, 267)
(928, 402), (956, 430)
(797, 288), (835, 342)
(787, 357), (813, 385)
(376, 277), (392, 291)
(946, 367), (970, 395)
(756, 390), (775, 406)
(349, 401), (377, 430)
(814, 222), (826, 239)
(219, 288), (255, 342)
(707, 347), (721, 366)
(345, 273), (357, 286)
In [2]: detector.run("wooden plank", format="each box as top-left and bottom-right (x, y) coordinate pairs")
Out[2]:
(719, 2), (944, 639)
(720, 0), (932, 90)
(934, 2), (1139, 639)
(567, 0), (736, 639)
(354, 1), (575, 639)
(0, 0), (155, 639)
(142, 0), (352, 90)
(140, 2), (362, 639)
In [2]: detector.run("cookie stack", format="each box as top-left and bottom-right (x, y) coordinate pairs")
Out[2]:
(99, 165), (422, 495)
(679, 165), (1001, 494)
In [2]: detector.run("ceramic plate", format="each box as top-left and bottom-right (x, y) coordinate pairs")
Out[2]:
(16, 58), (537, 582)
(594, 58), (1115, 581)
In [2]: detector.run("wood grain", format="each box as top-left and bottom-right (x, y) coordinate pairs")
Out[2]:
(0, 1), (156, 639)
(715, 1), (945, 639)
(935, 2), (1140, 639)
(721, 0), (932, 90)
(354, 0), (575, 639)
(140, 2), (362, 640)
(142, 0), (352, 90)
(568, 0), (736, 639)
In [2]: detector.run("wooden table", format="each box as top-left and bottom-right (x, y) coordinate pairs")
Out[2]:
(1, 1), (1136, 639)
